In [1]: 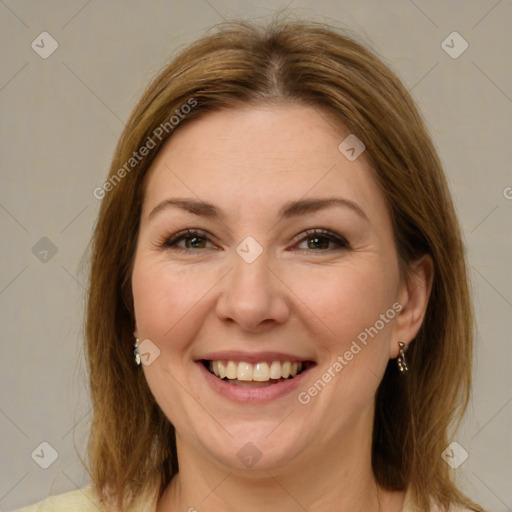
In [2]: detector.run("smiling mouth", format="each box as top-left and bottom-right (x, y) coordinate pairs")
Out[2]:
(202, 360), (315, 387)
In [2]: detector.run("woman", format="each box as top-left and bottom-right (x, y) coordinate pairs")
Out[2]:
(19, 16), (484, 512)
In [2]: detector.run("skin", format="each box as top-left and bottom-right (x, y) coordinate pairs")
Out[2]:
(131, 103), (433, 512)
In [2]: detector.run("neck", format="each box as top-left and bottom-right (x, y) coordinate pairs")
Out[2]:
(157, 407), (404, 512)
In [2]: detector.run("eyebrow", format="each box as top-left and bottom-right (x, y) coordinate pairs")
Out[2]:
(148, 197), (368, 222)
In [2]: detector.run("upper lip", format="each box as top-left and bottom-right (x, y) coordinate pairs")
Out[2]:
(197, 351), (316, 364)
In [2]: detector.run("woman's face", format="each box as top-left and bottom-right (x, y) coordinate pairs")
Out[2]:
(131, 104), (422, 472)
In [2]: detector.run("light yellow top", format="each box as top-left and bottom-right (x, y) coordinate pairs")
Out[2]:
(17, 485), (474, 511)
(16, 485), (154, 512)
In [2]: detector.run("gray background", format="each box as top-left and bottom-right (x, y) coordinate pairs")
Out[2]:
(1, 1), (511, 511)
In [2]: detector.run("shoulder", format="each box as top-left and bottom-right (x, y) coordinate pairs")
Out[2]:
(442, 506), (480, 512)
(431, 499), (481, 512)
(17, 485), (158, 512)
(403, 487), (481, 512)
(16, 486), (104, 511)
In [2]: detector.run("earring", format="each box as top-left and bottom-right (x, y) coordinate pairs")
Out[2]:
(397, 341), (408, 373)
(134, 338), (141, 366)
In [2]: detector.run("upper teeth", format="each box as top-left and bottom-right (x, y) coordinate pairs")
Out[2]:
(209, 360), (303, 381)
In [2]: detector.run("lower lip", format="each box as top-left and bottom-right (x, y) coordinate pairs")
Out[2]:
(197, 362), (311, 404)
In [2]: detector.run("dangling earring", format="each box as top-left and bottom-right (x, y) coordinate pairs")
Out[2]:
(134, 338), (141, 366)
(397, 341), (408, 373)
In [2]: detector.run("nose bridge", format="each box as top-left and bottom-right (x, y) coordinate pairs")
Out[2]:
(232, 247), (271, 295)
(215, 241), (289, 330)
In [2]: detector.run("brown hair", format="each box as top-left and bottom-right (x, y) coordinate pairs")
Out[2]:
(85, 15), (482, 511)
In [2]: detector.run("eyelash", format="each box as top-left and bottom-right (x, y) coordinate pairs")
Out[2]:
(161, 228), (350, 252)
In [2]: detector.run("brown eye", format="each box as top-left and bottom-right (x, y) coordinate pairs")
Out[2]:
(163, 229), (215, 250)
(183, 235), (207, 249)
(295, 229), (350, 251)
(306, 235), (330, 250)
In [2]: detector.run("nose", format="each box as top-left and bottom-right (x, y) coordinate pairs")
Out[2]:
(215, 249), (290, 333)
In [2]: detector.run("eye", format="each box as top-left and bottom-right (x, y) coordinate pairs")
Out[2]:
(161, 228), (350, 252)
(293, 228), (350, 251)
(162, 229), (216, 250)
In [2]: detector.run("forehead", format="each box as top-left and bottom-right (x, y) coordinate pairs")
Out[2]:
(141, 104), (388, 222)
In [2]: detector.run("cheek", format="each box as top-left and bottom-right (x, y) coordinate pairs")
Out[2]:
(132, 256), (190, 341)
(294, 265), (398, 429)
(290, 260), (397, 347)
(131, 255), (222, 348)
(131, 257), (205, 416)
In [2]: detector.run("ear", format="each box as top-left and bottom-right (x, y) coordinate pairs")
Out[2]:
(133, 320), (139, 339)
(389, 254), (434, 358)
